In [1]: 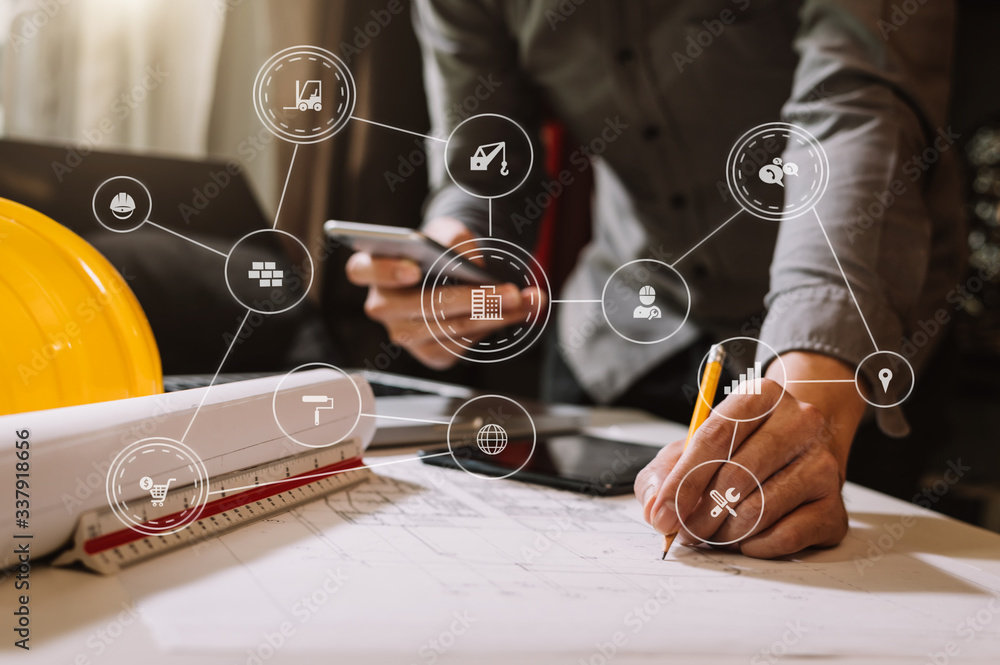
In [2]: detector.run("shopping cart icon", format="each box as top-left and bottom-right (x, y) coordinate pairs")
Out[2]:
(139, 476), (176, 507)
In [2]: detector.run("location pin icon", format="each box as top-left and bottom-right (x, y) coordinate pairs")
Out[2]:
(878, 368), (893, 393)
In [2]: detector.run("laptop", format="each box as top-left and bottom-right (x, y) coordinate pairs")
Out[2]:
(0, 138), (270, 242)
(0, 139), (584, 446)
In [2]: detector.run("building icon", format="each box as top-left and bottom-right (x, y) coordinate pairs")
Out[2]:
(470, 285), (503, 321)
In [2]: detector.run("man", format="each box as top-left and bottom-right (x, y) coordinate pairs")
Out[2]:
(346, 0), (963, 558)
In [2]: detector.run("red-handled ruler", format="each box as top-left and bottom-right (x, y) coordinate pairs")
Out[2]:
(54, 440), (370, 574)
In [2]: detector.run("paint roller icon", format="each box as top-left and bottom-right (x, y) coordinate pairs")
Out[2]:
(302, 395), (335, 426)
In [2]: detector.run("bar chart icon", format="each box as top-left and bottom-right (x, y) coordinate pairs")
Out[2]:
(724, 361), (762, 396)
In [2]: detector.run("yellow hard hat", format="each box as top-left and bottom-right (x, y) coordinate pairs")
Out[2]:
(0, 197), (162, 416)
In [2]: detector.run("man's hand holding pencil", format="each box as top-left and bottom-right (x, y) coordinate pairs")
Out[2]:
(635, 349), (869, 559)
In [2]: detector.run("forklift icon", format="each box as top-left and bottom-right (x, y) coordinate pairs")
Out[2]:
(284, 80), (323, 112)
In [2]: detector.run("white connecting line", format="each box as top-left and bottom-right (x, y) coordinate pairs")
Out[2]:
(140, 113), (481, 496)
(359, 412), (451, 426)
(785, 379), (855, 384)
(144, 221), (228, 258)
(727, 422), (738, 462)
(180, 309), (251, 443)
(813, 208), (880, 352)
(670, 209), (742, 268)
(141, 144), (298, 442)
(350, 115), (447, 143)
(273, 143), (299, 230)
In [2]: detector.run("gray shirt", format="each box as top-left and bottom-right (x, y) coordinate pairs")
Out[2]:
(414, 0), (964, 436)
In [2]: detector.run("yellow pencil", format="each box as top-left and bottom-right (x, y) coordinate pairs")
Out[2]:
(661, 343), (726, 559)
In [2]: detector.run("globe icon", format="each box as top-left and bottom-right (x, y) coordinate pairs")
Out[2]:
(476, 423), (508, 455)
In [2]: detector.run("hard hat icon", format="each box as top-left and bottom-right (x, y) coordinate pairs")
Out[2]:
(638, 285), (656, 306)
(110, 192), (137, 220)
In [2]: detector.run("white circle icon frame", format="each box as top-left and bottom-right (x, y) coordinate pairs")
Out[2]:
(420, 238), (552, 364)
(601, 259), (691, 345)
(675, 459), (766, 547)
(695, 337), (788, 424)
(272, 363), (364, 449)
(253, 45), (357, 144)
(92, 176), (152, 233)
(224, 228), (314, 315)
(446, 394), (537, 481)
(855, 350), (915, 409)
(105, 438), (210, 537)
(726, 122), (830, 222)
(444, 113), (534, 200)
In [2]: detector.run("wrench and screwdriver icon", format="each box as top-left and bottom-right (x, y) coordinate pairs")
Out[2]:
(709, 487), (741, 518)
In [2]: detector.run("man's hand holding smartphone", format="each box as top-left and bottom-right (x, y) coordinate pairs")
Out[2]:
(346, 217), (547, 369)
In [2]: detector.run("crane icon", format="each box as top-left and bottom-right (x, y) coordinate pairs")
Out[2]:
(284, 80), (323, 112)
(470, 142), (509, 176)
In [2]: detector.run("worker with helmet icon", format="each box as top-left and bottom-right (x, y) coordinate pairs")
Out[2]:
(632, 286), (661, 321)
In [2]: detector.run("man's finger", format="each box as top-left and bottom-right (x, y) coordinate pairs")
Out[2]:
(647, 416), (744, 535)
(634, 440), (685, 521)
(389, 309), (533, 348)
(346, 253), (422, 288)
(367, 283), (513, 325)
(364, 286), (424, 323)
(428, 283), (524, 318)
(647, 379), (784, 535)
(407, 339), (463, 370)
(737, 496), (848, 559)
(681, 451), (828, 546)
(407, 329), (496, 370)
(423, 217), (478, 247)
(676, 406), (826, 541)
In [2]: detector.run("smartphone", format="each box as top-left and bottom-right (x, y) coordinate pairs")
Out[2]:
(324, 220), (500, 285)
(419, 434), (660, 496)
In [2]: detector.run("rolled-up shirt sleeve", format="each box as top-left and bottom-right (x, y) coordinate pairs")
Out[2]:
(412, 0), (546, 248)
(757, 0), (959, 437)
